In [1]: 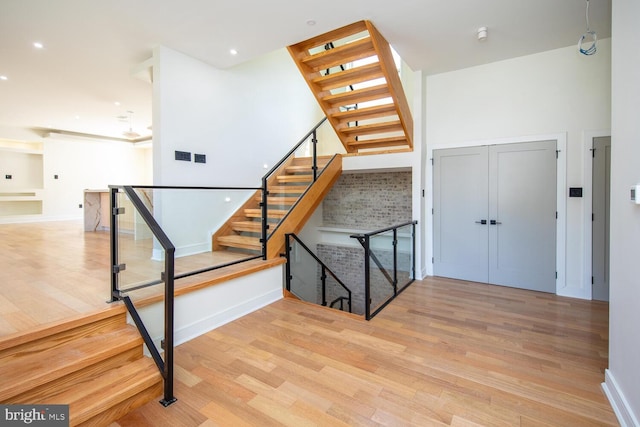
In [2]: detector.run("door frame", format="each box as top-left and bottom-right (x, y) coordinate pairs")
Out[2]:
(426, 133), (567, 295)
(583, 129), (612, 300)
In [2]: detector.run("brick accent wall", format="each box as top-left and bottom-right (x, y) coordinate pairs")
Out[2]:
(322, 171), (412, 229)
(295, 171), (414, 316)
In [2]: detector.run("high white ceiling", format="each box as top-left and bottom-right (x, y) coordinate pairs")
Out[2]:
(0, 0), (611, 141)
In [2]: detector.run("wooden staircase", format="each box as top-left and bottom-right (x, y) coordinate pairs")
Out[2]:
(0, 306), (162, 426)
(288, 20), (413, 154)
(213, 154), (342, 259)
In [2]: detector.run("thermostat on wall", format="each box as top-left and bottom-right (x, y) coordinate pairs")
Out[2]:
(631, 184), (640, 204)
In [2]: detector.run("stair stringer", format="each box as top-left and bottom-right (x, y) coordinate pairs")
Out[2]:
(266, 154), (342, 259)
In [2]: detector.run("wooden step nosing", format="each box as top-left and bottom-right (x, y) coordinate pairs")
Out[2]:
(0, 305), (127, 352)
(0, 328), (143, 402)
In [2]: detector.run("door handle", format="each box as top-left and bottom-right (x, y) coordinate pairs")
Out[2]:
(490, 220), (502, 225)
(475, 220), (487, 225)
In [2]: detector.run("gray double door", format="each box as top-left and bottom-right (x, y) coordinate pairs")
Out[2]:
(433, 141), (557, 293)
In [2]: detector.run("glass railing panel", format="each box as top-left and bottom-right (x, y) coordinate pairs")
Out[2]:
(396, 223), (415, 292)
(115, 189), (162, 294)
(367, 230), (396, 314)
(265, 119), (345, 239)
(115, 187), (261, 296)
(287, 238), (322, 305)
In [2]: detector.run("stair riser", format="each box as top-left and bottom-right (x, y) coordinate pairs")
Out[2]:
(0, 311), (127, 359)
(0, 330), (143, 402)
(5, 346), (143, 404)
(77, 381), (163, 427)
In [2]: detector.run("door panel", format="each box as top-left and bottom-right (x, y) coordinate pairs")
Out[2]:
(433, 141), (557, 293)
(433, 147), (488, 282)
(488, 141), (557, 292)
(592, 136), (611, 301)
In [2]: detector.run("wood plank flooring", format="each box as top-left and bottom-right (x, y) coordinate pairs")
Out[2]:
(0, 220), (257, 336)
(113, 277), (617, 427)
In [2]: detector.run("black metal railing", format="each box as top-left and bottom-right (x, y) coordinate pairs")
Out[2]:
(107, 118), (340, 406)
(285, 233), (352, 313)
(262, 117), (339, 243)
(109, 185), (176, 406)
(109, 185), (263, 406)
(351, 221), (418, 320)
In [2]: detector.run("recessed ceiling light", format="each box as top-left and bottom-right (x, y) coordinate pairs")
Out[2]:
(230, 49), (238, 56)
(0, 75), (7, 81)
(306, 19), (316, 26)
(74, 115), (80, 120)
(114, 101), (121, 106)
(33, 42), (44, 49)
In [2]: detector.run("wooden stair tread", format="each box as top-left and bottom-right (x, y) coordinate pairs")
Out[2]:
(266, 196), (299, 204)
(0, 306), (126, 355)
(312, 62), (384, 91)
(217, 235), (262, 250)
(268, 185), (309, 194)
(231, 221), (262, 232)
(55, 357), (162, 425)
(332, 103), (397, 123)
(322, 84), (390, 107)
(276, 174), (314, 183)
(245, 208), (287, 218)
(347, 135), (410, 149)
(339, 120), (403, 137)
(284, 165), (320, 174)
(291, 155), (334, 165)
(301, 38), (376, 71)
(0, 326), (142, 402)
(291, 21), (368, 53)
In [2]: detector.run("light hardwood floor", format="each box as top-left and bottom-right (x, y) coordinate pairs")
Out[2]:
(0, 220), (253, 336)
(113, 277), (617, 427)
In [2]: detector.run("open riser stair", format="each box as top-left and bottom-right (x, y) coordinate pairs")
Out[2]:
(288, 20), (413, 154)
(0, 307), (162, 426)
(213, 154), (342, 258)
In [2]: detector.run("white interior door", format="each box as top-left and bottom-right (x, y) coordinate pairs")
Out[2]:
(592, 136), (611, 301)
(433, 141), (557, 292)
(433, 146), (488, 283)
(488, 141), (557, 292)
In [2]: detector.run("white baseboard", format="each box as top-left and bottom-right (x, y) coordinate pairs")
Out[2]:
(132, 264), (284, 354)
(602, 369), (640, 427)
(173, 286), (281, 347)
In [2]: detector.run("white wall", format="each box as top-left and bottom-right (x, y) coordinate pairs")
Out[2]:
(43, 138), (151, 218)
(0, 126), (152, 223)
(424, 40), (612, 299)
(603, 0), (640, 424)
(152, 45), (323, 187)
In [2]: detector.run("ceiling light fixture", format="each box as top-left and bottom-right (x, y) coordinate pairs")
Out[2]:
(33, 42), (44, 49)
(0, 75), (7, 81)
(306, 19), (316, 26)
(229, 49), (238, 56)
(477, 27), (488, 41)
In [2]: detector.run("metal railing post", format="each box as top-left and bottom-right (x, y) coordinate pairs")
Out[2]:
(364, 235), (371, 320)
(393, 228), (398, 295)
(161, 248), (177, 407)
(312, 130), (318, 182)
(285, 234), (292, 291)
(109, 187), (119, 302)
(261, 178), (268, 260)
(321, 266), (327, 306)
